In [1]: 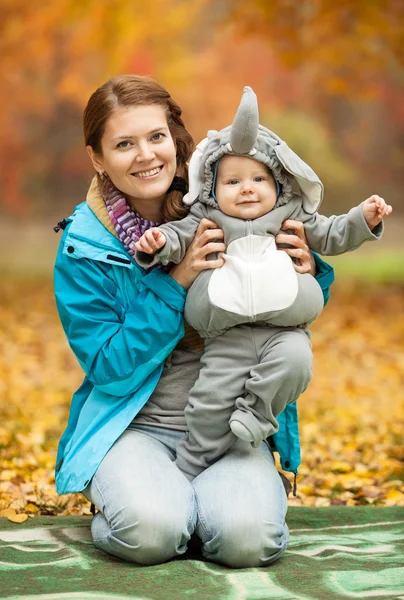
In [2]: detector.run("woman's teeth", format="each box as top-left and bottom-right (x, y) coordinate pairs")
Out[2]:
(133, 167), (161, 178)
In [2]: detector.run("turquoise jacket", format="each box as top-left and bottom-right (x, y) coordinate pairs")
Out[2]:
(54, 201), (334, 494)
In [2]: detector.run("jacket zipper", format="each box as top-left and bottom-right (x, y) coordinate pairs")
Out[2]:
(246, 219), (255, 322)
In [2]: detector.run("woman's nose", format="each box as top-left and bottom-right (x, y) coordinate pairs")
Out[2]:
(136, 142), (156, 162)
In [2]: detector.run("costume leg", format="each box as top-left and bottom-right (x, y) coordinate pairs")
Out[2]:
(175, 327), (255, 481)
(230, 327), (312, 446)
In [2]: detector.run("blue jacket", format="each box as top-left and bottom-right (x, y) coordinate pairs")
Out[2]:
(54, 201), (334, 494)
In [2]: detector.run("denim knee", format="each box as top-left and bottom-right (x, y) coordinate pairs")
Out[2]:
(202, 518), (289, 568)
(92, 502), (193, 565)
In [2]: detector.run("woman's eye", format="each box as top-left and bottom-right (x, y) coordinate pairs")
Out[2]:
(151, 133), (165, 141)
(117, 141), (131, 149)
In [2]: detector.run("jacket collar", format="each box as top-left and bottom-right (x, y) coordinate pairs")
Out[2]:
(63, 180), (135, 267)
(67, 203), (124, 251)
(86, 176), (118, 238)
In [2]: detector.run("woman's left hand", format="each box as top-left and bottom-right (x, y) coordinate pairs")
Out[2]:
(275, 220), (316, 276)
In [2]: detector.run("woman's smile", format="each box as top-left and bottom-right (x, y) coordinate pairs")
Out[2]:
(132, 165), (164, 179)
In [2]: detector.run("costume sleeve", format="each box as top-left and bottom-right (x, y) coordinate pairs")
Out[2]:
(136, 202), (207, 268)
(54, 247), (186, 397)
(290, 203), (383, 255)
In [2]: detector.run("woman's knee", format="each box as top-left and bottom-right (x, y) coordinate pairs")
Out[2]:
(92, 502), (193, 565)
(202, 518), (289, 568)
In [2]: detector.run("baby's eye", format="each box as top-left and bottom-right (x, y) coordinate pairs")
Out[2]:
(254, 176), (265, 182)
(228, 179), (239, 185)
(117, 141), (131, 149)
(151, 133), (165, 141)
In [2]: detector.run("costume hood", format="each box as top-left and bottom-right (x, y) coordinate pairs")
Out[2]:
(183, 86), (324, 214)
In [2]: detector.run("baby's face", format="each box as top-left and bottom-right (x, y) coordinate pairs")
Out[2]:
(215, 155), (277, 219)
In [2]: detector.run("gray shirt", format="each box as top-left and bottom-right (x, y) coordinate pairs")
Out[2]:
(133, 346), (203, 430)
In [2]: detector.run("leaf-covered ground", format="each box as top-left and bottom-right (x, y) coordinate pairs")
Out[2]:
(0, 277), (403, 520)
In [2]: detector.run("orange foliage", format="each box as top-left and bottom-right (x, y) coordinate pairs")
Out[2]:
(228, 0), (404, 99)
(1, 1), (403, 214)
(0, 0), (207, 212)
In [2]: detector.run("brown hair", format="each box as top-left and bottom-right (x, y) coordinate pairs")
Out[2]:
(83, 74), (194, 221)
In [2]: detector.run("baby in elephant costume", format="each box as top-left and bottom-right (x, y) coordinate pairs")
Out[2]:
(135, 86), (391, 481)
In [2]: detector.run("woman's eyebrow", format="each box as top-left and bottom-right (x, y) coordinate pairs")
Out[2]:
(112, 127), (168, 141)
(149, 127), (169, 134)
(113, 135), (135, 140)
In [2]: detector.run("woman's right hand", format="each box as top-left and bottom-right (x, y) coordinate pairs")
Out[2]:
(169, 219), (225, 290)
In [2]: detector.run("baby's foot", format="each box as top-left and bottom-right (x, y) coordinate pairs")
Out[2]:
(230, 420), (254, 442)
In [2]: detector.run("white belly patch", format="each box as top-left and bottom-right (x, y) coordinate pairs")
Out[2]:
(208, 235), (298, 317)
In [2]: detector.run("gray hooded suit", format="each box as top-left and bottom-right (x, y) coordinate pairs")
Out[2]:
(136, 87), (383, 481)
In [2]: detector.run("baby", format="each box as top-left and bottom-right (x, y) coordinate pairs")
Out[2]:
(135, 86), (392, 481)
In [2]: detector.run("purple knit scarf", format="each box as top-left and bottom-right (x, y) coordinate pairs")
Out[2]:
(102, 179), (163, 257)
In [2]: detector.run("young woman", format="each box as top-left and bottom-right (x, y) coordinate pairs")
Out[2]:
(54, 74), (334, 568)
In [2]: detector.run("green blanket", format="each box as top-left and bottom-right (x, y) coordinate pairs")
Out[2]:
(1, 508), (403, 600)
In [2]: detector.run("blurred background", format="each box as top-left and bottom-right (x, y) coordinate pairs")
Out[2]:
(0, 0), (403, 516)
(1, 0), (403, 274)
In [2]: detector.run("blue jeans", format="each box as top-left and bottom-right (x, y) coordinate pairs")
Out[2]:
(83, 423), (289, 568)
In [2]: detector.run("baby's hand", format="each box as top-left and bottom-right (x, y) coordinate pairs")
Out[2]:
(135, 228), (166, 254)
(362, 195), (392, 230)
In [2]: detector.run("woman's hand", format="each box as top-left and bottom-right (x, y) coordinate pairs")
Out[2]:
(275, 220), (316, 276)
(169, 219), (225, 290)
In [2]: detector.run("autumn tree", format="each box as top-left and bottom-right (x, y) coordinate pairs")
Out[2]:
(218, 0), (404, 210)
(0, 0), (206, 214)
(1, 0), (403, 215)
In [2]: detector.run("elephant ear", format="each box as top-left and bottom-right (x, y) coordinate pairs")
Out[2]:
(274, 142), (324, 213)
(182, 138), (209, 205)
(230, 86), (259, 154)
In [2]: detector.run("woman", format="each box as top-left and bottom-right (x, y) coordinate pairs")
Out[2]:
(54, 74), (334, 568)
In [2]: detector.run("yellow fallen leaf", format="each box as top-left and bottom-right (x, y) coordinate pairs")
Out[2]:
(385, 489), (404, 502)
(315, 497), (331, 507)
(0, 508), (16, 518)
(288, 497), (303, 507)
(25, 503), (39, 513)
(330, 461), (352, 474)
(297, 484), (314, 496)
(0, 470), (17, 481)
(9, 499), (26, 510)
(359, 485), (381, 499)
(381, 480), (404, 490)
(7, 513), (28, 524)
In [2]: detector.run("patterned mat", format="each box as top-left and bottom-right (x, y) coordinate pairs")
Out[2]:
(1, 508), (403, 600)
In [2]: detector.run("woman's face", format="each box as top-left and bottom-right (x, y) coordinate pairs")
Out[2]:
(88, 104), (177, 215)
